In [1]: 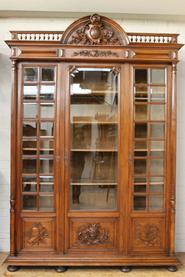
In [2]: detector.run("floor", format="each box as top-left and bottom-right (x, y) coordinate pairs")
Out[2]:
(1, 253), (185, 277)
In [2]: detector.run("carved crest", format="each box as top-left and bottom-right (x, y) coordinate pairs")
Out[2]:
(77, 223), (109, 245)
(27, 223), (48, 246)
(135, 223), (161, 247)
(62, 14), (129, 46)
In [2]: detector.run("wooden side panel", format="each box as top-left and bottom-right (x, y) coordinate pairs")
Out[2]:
(129, 217), (166, 253)
(68, 218), (118, 251)
(21, 218), (55, 252)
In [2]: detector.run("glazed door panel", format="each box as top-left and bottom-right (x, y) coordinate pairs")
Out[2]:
(64, 64), (129, 253)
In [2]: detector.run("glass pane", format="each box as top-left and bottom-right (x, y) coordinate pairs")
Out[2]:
(40, 159), (53, 174)
(151, 123), (165, 139)
(22, 176), (37, 192)
(134, 185), (146, 192)
(41, 68), (54, 81)
(150, 176), (164, 183)
(70, 67), (118, 211)
(22, 140), (37, 155)
(135, 104), (148, 120)
(23, 159), (37, 173)
(70, 184), (116, 210)
(40, 85), (55, 100)
(39, 176), (54, 192)
(40, 140), (54, 155)
(150, 184), (163, 193)
(23, 122), (37, 137)
(40, 122), (54, 137)
(39, 195), (54, 211)
(71, 124), (117, 150)
(134, 159), (147, 174)
(151, 69), (165, 84)
(149, 195), (163, 210)
(150, 105), (165, 120)
(151, 141), (164, 150)
(135, 69), (147, 84)
(23, 195), (37, 210)
(135, 140), (147, 151)
(135, 86), (148, 101)
(40, 104), (54, 118)
(150, 87), (165, 102)
(135, 123), (147, 138)
(150, 159), (164, 175)
(134, 196), (146, 210)
(23, 85), (38, 100)
(24, 68), (38, 82)
(23, 103), (37, 118)
(134, 177), (147, 184)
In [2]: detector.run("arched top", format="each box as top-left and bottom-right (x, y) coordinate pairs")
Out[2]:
(61, 14), (129, 46)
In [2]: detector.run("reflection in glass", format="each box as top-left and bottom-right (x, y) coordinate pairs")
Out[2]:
(40, 104), (54, 118)
(135, 104), (148, 120)
(40, 140), (54, 155)
(40, 85), (55, 100)
(22, 176), (37, 192)
(150, 184), (163, 193)
(150, 87), (165, 102)
(23, 103), (37, 118)
(150, 105), (165, 120)
(22, 140), (37, 155)
(70, 68), (118, 210)
(134, 196), (146, 210)
(23, 195), (37, 210)
(41, 68), (54, 81)
(23, 85), (38, 100)
(150, 159), (164, 175)
(23, 159), (37, 173)
(39, 176), (54, 192)
(151, 123), (165, 139)
(134, 159), (147, 174)
(151, 69), (165, 84)
(40, 158), (53, 174)
(135, 85), (148, 101)
(40, 122), (54, 137)
(149, 195), (163, 210)
(39, 195), (54, 210)
(23, 122), (37, 137)
(24, 68), (38, 82)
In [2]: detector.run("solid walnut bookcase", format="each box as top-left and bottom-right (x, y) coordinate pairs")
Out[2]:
(5, 14), (183, 272)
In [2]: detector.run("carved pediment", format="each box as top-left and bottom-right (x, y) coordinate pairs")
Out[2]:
(61, 14), (129, 46)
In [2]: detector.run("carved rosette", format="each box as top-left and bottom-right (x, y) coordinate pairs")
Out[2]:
(135, 223), (161, 247)
(77, 223), (109, 245)
(26, 223), (48, 246)
(69, 14), (121, 45)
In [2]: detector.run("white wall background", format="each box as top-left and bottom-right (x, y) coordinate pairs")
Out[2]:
(0, 16), (185, 252)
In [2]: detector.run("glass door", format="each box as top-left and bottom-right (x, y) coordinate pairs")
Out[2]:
(69, 67), (119, 210)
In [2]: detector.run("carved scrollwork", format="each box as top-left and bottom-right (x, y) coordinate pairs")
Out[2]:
(73, 50), (119, 57)
(135, 223), (161, 247)
(27, 223), (48, 246)
(68, 14), (121, 46)
(77, 223), (109, 245)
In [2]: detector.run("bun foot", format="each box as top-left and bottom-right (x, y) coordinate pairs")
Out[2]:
(7, 265), (20, 272)
(55, 266), (68, 273)
(167, 266), (178, 272)
(120, 266), (132, 272)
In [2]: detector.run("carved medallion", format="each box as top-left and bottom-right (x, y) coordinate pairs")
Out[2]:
(77, 223), (109, 245)
(69, 14), (120, 45)
(27, 223), (48, 246)
(135, 223), (161, 247)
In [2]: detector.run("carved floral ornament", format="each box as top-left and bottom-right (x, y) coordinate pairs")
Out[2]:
(77, 223), (109, 245)
(61, 14), (129, 46)
(135, 223), (161, 247)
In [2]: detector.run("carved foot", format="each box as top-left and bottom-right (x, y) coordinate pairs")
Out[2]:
(120, 266), (132, 272)
(55, 266), (68, 273)
(167, 266), (178, 272)
(7, 265), (20, 272)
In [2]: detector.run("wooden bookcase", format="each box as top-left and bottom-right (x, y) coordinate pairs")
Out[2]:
(5, 14), (183, 272)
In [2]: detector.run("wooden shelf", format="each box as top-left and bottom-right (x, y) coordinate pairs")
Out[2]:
(71, 121), (118, 124)
(71, 182), (117, 186)
(71, 148), (117, 152)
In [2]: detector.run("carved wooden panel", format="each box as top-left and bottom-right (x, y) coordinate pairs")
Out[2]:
(129, 218), (165, 252)
(22, 218), (55, 251)
(69, 218), (118, 250)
